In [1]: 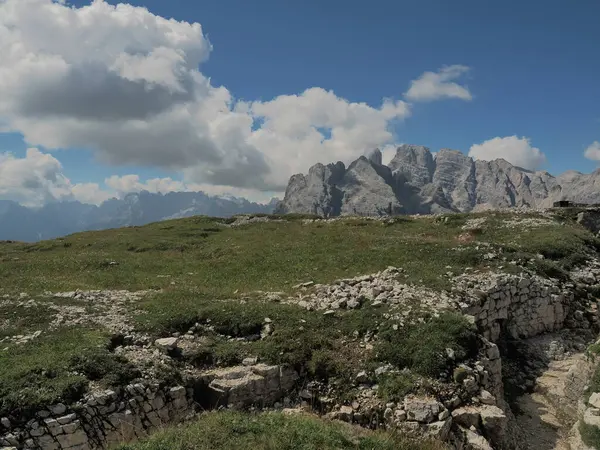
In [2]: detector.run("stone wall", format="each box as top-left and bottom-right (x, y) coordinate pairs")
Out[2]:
(0, 361), (298, 450)
(456, 273), (578, 342)
(0, 383), (192, 450)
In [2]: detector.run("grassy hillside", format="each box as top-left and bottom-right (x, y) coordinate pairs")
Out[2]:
(1, 210), (598, 447)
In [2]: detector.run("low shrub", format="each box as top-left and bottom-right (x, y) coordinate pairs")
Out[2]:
(375, 312), (478, 378)
(377, 373), (418, 402)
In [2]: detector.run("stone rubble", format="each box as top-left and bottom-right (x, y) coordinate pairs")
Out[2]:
(0, 290), (152, 349)
(282, 266), (457, 322)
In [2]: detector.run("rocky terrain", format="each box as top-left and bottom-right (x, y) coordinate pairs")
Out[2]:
(275, 145), (600, 216)
(1, 209), (600, 449)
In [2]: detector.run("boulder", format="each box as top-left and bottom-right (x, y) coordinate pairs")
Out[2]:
(479, 405), (507, 443)
(462, 427), (494, 450)
(154, 337), (178, 351)
(404, 396), (441, 423)
(452, 406), (481, 429)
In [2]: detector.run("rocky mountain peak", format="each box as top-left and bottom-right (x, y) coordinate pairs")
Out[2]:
(276, 144), (600, 216)
(367, 148), (383, 166)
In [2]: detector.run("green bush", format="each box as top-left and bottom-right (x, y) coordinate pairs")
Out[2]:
(377, 373), (418, 402)
(375, 313), (478, 378)
(453, 367), (470, 384)
(69, 347), (140, 387)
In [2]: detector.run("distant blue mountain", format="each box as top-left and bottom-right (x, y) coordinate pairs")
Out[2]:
(0, 191), (278, 242)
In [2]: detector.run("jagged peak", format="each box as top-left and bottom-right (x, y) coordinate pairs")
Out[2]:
(395, 144), (431, 154)
(367, 148), (382, 165)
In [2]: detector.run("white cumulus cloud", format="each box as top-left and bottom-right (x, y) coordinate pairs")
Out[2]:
(584, 141), (600, 162)
(0, 148), (113, 207)
(0, 0), (413, 197)
(469, 136), (547, 170)
(405, 65), (472, 102)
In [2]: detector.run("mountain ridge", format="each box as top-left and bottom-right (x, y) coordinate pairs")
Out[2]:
(0, 191), (277, 242)
(275, 144), (600, 216)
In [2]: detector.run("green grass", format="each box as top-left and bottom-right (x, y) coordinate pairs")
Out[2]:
(0, 213), (546, 295)
(0, 328), (139, 419)
(0, 328), (106, 417)
(0, 302), (55, 339)
(579, 421), (600, 449)
(377, 373), (422, 402)
(114, 410), (445, 450)
(375, 313), (478, 378)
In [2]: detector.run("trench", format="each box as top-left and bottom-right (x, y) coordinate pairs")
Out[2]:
(500, 331), (597, 450)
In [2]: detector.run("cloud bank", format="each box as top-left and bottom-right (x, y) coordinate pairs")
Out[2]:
(469, 136), (547, 170)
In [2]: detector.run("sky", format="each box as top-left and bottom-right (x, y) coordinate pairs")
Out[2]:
(0, 0), (599, 207)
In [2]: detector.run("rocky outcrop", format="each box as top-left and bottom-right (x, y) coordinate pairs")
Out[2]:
(276, 145), (600, 216)
(578, 209), (600, 235)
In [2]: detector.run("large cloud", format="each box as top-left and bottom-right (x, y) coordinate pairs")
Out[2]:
(0, 0), (411, 193)
(0, 149), (279, 207)
(0, 148), (112, 206)
(584, 141), (600, 162)
(404, 65), (472, 102)
(469, 136), (547, 170)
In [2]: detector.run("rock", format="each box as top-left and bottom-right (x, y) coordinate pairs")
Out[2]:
(394, 409), (407, 422)
(154, 337), (178, 351)
(323, 310), (336, 316)
(335, 406), (354, 422)
(404, 396), (441, 423)
(589, 392), (600, 409)
(423, 417), (453, 441)
(463, 427), (494, 450)
(584, 407), (600, 428)
(463, 376), (479, 395)
(261, 323), (273, 339)
(384, 408), (394, 422)
(479, 390), (496, 405)
(578, 210), (600, 234)
(355, 371), (369, 383)
(56, 430), (88, 448)
(56, 413), (77, 425)
(0, 417), (10, 429)
(375, 364), (393, 377)
(242, 357), (258, 366)
(50, 403), (67, 415)
(347, 298), (361, 309)
(479, 405), (507, 443)
(452, 407), (481, 429)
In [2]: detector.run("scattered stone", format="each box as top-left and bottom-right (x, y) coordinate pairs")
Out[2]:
(154, 337), (178, 351)
(404, 396), (441, 424)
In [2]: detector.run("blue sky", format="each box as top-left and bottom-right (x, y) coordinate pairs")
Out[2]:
(0, 0), (599, 205)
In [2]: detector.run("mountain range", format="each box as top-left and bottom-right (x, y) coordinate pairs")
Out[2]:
(0, 191), (277, 242)
(275, 144), (600, 216)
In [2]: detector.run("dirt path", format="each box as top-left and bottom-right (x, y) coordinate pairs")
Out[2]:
(515, 354), (587, 450)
